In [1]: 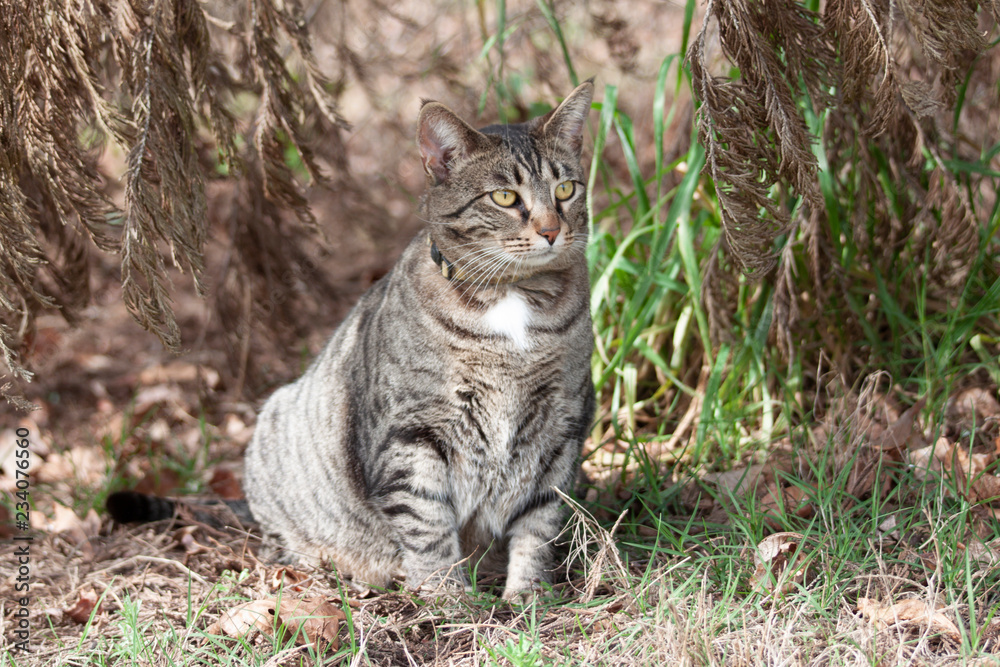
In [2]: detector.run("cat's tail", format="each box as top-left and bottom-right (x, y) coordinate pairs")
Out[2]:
(106, 491), (175, 523)
(106, 491), (255, 528)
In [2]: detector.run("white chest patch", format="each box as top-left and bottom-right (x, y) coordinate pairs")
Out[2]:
(483, 292), (532, 349)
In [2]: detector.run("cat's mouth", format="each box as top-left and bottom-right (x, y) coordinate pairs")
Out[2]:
(516, 247), (562, 266)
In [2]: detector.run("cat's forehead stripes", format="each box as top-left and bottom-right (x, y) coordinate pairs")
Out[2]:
(478, 123), (571, 189)
(480, 123), (545, 178)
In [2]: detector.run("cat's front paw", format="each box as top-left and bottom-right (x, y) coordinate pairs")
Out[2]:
(501, 576), (546, 604)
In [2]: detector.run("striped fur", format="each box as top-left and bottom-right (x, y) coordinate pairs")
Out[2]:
(244, 81), (595, 600)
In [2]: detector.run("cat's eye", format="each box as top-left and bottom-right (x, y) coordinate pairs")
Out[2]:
(491, 189), (518, 207)
(554, 181), (575, 201)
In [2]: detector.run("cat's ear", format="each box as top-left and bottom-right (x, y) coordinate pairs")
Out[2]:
(417, 102), (486, 184)
(537, 79), (594, 155)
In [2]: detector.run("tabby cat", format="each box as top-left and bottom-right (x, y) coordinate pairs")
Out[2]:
(112, 81), (596, 601)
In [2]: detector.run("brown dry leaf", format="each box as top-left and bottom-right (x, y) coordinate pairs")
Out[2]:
(207, 598), (276, 639)
(208, 468), (244, 500)
(137, 362), (222, 391)
(909, 438), (955, 478)
(845, 398), (927, 501)
(909, 438), (1000, 505)
(877, 514), (900, 540)
(634, 524), (659, 538)
(953, 447), (1000, 504)
(948, 387), (1000, 422)
(222, 414), (255, 446)
(857, 597), (961, 641)
(132, 384), (184, 418)
(133, 469), (182, 497)
(34, 446), (109, 485)
(704, 463), (772, 496)
(750, 532), (812, 594)
(962, 539), (1000, 568)
(874, 396), (927, 453)
(138, 362), (200, 385)
(760, 483), (814, 530)
(64, 585), (100, 624)
(677, 481), (716, 513)
(207, 597), (345, 650)
(42, 607), (65, 623)
(704, 446), (797, 496)
(174, 525), (210, 555)
(45, 504), (101, 558)
(270, 567), (308, 592)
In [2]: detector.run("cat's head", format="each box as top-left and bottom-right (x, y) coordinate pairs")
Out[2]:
(417, 80), (594, 286)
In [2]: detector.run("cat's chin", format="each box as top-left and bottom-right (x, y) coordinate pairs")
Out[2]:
(514, 247), (569, 268)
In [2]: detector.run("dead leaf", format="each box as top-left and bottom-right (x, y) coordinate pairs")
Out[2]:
(857, 597), (961, 641)
(954, 447), (1000, 504)
(208, 599), (277, 639)
(75, 353), (114, 372)
(634, 524), (659, 538)
(146, 418), (171, 443)
(35, 446), (109, 485)
(909, 438), (954, 479)
(133, 468), (181, 497)
(760, 483), (814, 529)
(877, 514), (900, 540)
(270, 567), (308, 591)
(132, 384), (184, 418)
(948, 387), (1000, 423)
(65, 585), (100, 624)
(750, 532), (812, 594)
(45, 504), (101, 558)
(845, 398), (927, 501)
(209, 468), (244, 500)
(909, 438), (1000, 506)
(207, 596), (345, 650)
(174, 525), (210, 555)
(874, 396), (927, 453)
(677, 480), (715, 513)
(139, 362), (200, 385)
(222, 414), (254, 446)
(703, 447), (797, 498)
(704, 463), (771, 496)
(962, 539), (1000, 568)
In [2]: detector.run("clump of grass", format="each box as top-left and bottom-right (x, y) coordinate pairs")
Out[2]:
(580, 0), (1000, 483)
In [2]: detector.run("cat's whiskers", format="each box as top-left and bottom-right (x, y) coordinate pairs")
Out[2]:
(473, 251), (520, 297)
(460, 252), (516, 300)
(453, 246), (515, 299)
(566, 235), (588, 260)
(453, 246), (509, 280)
(453, 244), (506, 262)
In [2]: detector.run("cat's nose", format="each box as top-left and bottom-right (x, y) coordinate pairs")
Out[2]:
(538, 227), (560, 245)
